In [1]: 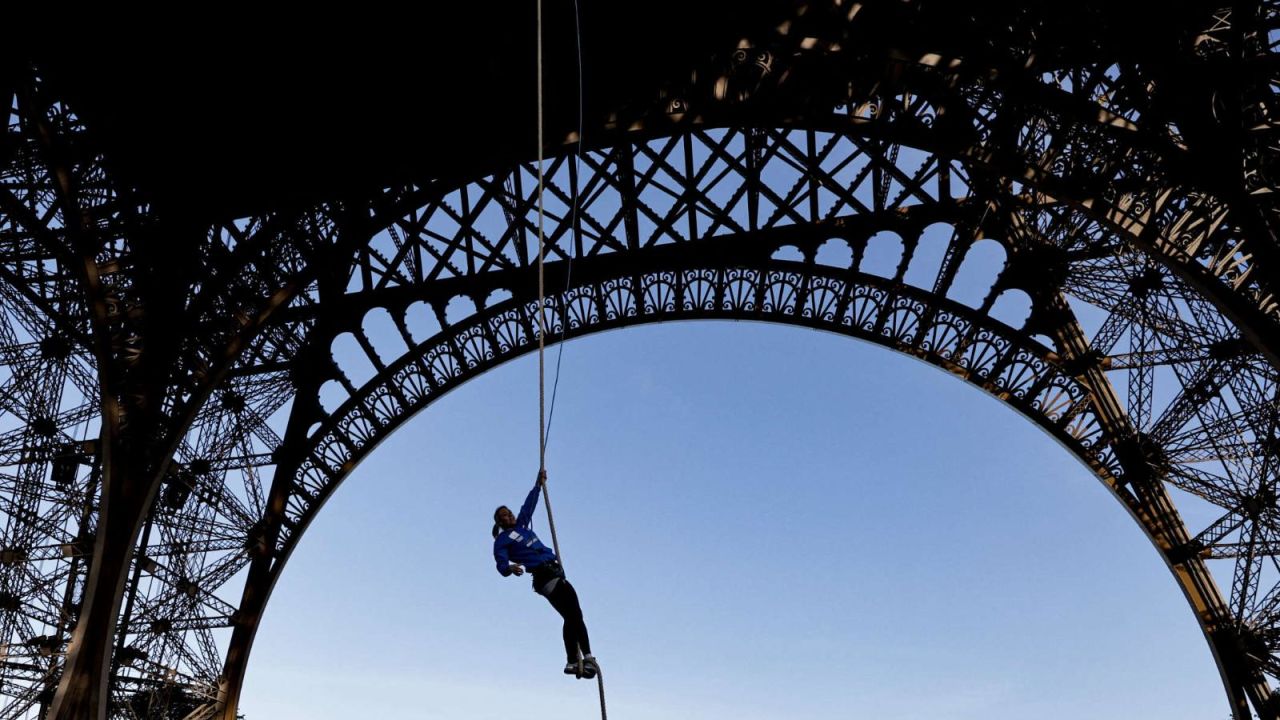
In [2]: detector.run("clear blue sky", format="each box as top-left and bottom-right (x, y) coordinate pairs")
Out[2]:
(236, 320), (1228, 719)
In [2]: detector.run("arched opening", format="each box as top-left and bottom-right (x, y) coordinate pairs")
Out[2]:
(902, 222), (953, 291)
(947, 240), (1007, 309)
(859, 231), (906, 279)
(239, 323), (1225, 718)
(815, 238), (855, 269)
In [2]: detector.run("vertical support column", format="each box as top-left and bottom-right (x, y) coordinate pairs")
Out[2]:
(13, 73), (143, 720)
(49, 452), (157, 720)
(22, 76), (201, 717)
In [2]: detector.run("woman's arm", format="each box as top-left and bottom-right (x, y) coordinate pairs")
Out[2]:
(514, 471), (545, 527)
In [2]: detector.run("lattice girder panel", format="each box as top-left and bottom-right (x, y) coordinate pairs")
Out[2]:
(0, 77), (128, 720)
(0, 63), (297, 720)
(547, 1), (1280, 356)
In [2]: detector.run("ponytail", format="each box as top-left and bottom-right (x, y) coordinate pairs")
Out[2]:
(491, 523), (501, 538)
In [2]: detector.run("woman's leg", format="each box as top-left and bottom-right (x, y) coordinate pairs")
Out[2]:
(545, 579), (591, 659)
(542, 581), (579, 663)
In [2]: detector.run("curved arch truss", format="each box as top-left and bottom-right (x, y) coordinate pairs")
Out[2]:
(202, 121), (1280, 719)
(24, 133), (1280, 720)
(6, 3), (1280, 717)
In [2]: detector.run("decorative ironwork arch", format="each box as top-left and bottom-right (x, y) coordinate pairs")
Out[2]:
(205, 146), (1277, 717)
(46, 117), (1260, 720)
(55, 122), (1280, 720)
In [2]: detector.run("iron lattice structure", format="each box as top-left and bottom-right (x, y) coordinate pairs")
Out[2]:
(4, 2), (1280, 717)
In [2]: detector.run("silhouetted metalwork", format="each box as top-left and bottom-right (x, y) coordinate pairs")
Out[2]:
(4, 2), (1280, 718)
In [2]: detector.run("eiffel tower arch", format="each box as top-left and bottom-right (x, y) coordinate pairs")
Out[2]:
(5, 3), (1280, 718)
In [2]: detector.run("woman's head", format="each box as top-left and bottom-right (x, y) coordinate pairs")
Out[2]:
(492, 505), (516, 537)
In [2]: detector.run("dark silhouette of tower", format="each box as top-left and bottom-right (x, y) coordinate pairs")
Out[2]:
(4, 3), (1280, 718)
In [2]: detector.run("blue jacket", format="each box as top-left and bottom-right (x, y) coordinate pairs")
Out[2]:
(494, 482), (557, 576)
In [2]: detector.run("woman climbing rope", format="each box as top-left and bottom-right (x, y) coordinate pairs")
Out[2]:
(492, 469), (598, 679)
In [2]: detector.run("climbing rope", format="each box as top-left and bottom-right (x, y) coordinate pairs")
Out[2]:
(595, 664), (608, 720)
(534, 2), (608, 718)
(534, 0), (562, 562)
(541, 0), (584, 452)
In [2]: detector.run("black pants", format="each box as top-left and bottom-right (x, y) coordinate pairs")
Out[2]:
(534, 567), (591, 663)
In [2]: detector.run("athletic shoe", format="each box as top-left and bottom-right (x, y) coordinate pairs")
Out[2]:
(563, 661), (582, 677)
(579, 655), (599, 679)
